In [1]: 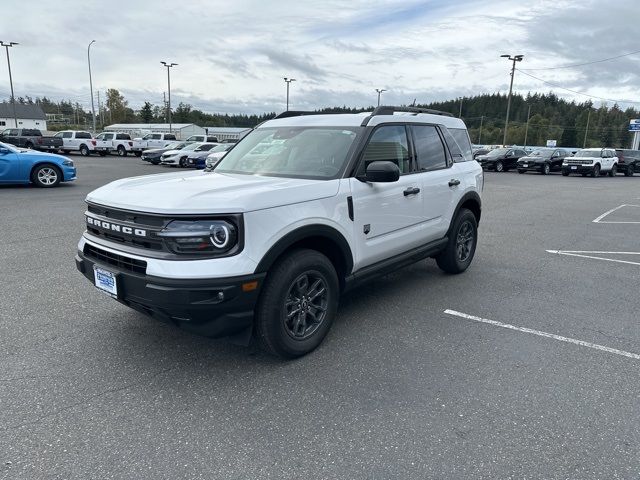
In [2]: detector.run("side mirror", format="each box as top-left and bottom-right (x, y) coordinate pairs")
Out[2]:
(364, 161), (400, 183)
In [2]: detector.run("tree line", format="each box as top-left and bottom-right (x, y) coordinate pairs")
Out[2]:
(4, 90), (638, 148)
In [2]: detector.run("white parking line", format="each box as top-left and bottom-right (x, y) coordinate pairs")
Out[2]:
(444, 309), (640, 361)
(592, 204), (640, 223)
(546, 250), (640, 266)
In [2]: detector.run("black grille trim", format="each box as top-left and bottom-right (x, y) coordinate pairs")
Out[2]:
(84, 244), (147, 274)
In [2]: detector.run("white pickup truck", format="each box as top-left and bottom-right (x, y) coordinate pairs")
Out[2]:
(53, 130), (96, 156)
(131, 133), (178, 157)
(94, 132), (134, 157)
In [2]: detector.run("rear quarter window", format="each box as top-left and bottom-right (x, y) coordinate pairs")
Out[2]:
(446, 128), (473, 162)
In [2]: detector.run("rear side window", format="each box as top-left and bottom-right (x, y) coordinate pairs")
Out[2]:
(411, 125), (448, 171)
(361, 125), (410, 174)
(76, 132), (92, 139)
(116, 134), (131, 140)
(165, 134), (176, 140)
(62, 132), (73, 138)
(150, 134), (161, 140)
(448, 128), (473, 161)
(104, 133), (114, 140)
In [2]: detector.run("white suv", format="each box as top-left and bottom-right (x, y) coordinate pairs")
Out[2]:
(76, 106), (483, 358)
(562, 147), (619, 177)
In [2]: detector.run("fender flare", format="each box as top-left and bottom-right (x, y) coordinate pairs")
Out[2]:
(448, 191), (482, 235)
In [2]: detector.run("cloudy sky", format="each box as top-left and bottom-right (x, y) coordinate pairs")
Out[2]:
(1, 0), (638, 114)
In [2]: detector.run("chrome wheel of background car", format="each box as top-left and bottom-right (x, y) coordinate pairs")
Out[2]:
(456, 220), (474, 262)
(283, 271), (328, 340)
(495, 161), (504, 172)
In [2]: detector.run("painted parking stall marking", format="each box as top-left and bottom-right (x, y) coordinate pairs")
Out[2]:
(592, 204), (640, 224)
(546, 250), (640, 266)
(444, 310), (640, 361)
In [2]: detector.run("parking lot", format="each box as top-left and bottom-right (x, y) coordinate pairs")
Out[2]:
(2, 155), (640, 479)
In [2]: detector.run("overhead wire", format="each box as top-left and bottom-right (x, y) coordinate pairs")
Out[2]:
(521, 49), (640, 71)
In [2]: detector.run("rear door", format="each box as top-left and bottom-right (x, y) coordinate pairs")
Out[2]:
(349, 124), (426, 269)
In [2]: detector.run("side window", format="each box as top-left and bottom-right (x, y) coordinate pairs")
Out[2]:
(448, 128), (473, 161)
(105, 133), (114, 140)
(360, 125), (410, 174)
(150, 134), (161, 140)
(412, 125), (448, 171)
(165, 134), (176, 140)
(62, 131), (73, 138)
(439, 127), (463, 163)
(76, 132), (91, 139)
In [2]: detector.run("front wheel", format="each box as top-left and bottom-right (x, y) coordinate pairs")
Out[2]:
(562, 170), (570, 176)
(79, 144), (90, 156)
(541, 163), (550, 175)
(518, 169), (525, 174)
(255, 249), (339, 358)
(591, 164), (600, 177)
(179, 156), (188, 167)
(436, 208), (478, 274)
(32, 164), (61, 188)
(495, 160), (504, 172)
(608, 164), (617, 177)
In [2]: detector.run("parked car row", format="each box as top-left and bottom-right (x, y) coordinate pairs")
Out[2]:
(478, 147), (639, 177)
(141, 141), (234, 169)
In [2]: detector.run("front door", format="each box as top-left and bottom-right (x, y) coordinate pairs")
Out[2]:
(349, 124), (426, 270)
(0, 150), (22, 183)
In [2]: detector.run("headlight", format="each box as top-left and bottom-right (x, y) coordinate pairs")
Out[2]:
(63, 160), (74, 166)
(157, 220), (238, 255)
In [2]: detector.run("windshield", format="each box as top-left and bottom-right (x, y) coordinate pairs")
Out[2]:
(210, 144), (232, 153)
(575, 149), (602, 158)
(0, 141), (18, 153)
(180, 143), (204, 152)
(165, 142), (186, 150)
(529, 150), (551, 158)
(195, 144), (216, 152)
(215, 127), (360, 179)
(487, 148), (509, 158)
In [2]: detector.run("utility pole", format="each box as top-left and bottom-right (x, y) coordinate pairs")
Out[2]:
(163, 92), (167, 122)
(284, 77), (296, 111)
(458, 97), (463, 118)
(160, 61), (177, 132)
(87, 40), (97, 133)
(0, 41), (19, 127)
(478, 115), (484, 144)
(97, 90), (101, 129)
(524, 104), (531, 149)
(375, 88), (387, 107)
(583, 109), (591, 148)
(500, 54), (524, 146)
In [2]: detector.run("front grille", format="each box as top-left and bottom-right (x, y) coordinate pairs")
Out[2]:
(566, 160), (593, 165)
(84, 244), (147, 274)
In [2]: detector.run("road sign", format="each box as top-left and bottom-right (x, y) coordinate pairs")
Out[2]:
(629, 119), (640, 124)
(546, 140), (557, 147)
(629, 123), (640, 131)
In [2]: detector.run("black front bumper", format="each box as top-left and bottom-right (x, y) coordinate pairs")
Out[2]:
(517, 163), (544, 172)
(562, 165), (594, 175)
(76, 250), (265, 340)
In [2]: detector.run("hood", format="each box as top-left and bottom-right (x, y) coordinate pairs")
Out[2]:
(86, 171), (341, 214)
(19, 150), (68, 162)
(520, 155), (546, 162)
(161, 149), (182, 156)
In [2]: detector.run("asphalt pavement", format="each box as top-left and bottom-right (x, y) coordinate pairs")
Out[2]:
(1, 155), (639, 479)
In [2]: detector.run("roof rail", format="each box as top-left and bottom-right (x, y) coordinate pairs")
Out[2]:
(272, 110), (322, 120)
(371, 105), (454, 117)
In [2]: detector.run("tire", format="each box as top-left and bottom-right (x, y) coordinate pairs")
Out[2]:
(151, 160), (160, 165)
(495, 160), (504, 172)
(63, 149), (71, 154)
(179, 156), (188, 168)
(25, 142), (34, 150)
(518, 169), (525, 174)
(541, 163), (550, 175)
(31, 164), (61, 188)
(79, 144), (90, 156)
(436, 208), (478, 274)
(626, 165), (634, 177)
(591, 164), (600, 177)
(562, 170), (569, 176)
(608, 164), (617, 177)
(98, 151), (107, 157)
(134, 151), (142, 157)
(117, 146), (127, 157)
(255, 249), (339, 358)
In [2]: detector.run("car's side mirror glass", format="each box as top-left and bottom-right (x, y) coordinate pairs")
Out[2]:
(363, 161), (400, 183)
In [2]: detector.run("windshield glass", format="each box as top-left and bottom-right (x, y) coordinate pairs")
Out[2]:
(529, 150), (551, 158)
(210, 144), (232, 153)
(575, 149), (602, 158)
(0, 141), (18, 153)
(165, 142), (186, 150)
(487, 148), (509, 158)
(215, 127), (360, 179)
(180, 143), (203, 152)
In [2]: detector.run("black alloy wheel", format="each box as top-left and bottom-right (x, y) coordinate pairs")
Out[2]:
(283, 272), (329, 340)
(608, 164), (617, 177)
(436, 208), (477, 274)
(591, 164), (600, 177)
(495, 160), (504, 172)
(542, 163), (550, 175)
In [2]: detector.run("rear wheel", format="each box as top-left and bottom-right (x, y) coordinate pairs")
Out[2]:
(495, 160), (504, 172)
(626, 165), (635, 177)
(31, 164), (61, 188)
(436, 208), (477, 274)
(255, 249), (339, 358)
(518, 169), (525, 174)
(134, 151), (142, 157)
(117, 146), (127, 157)
(562, 170), (570, 176)
(79, 144), (90, 156)
(608, 164), (617, 177)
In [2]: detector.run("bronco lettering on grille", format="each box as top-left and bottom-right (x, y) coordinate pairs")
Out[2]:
(86, 217), (147, 237)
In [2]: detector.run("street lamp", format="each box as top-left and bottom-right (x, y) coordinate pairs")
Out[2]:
(88, 40), (96, 133)
(500, 54), (523, 146)
(0, 41), (19, 128)
(375, 88), (387, 107)
(160, 61), (178, 132)
(284, 77), (296, 111)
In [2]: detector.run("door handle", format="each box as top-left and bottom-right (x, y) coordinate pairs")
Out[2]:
(403, 187), (420, 196)
(448, 179), (461, 187)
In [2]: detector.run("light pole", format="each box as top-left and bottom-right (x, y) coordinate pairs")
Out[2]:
(523, 104), (531, 149)
(500, 54), (523, 146)
(284, 77), (296, 111)
(0, 41), (19, 128)
(375, 88), (387, 107)
(88, 40), (96, 133)
(161, 61), (177, 132)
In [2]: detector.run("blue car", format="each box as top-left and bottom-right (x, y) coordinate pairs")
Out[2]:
(0, 141), (77, 187)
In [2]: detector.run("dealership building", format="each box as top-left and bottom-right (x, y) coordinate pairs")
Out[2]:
(0, 103), (48, 130)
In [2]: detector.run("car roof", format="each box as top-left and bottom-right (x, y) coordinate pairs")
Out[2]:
(260, 112), (468, 130)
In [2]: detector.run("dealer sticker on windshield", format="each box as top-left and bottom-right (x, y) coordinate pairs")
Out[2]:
(93, 266), (118, 297)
